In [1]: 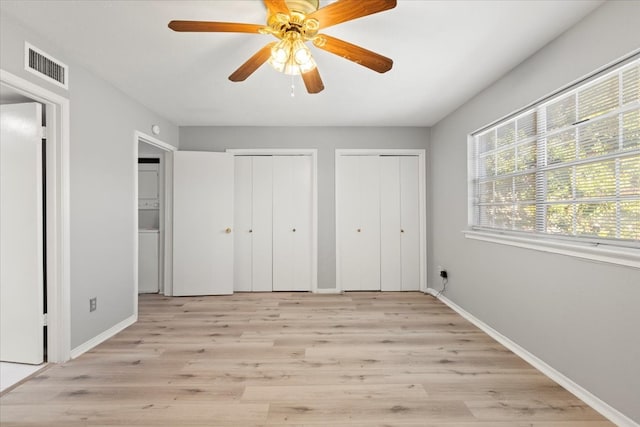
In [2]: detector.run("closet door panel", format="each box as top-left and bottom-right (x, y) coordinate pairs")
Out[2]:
(252, 156), (273, 292)
(337, 156), (361, 291)
(291, 156), (312, 291)
(233, 156), (252, 292)
(400, 156), (420, 291)
(272, 156), (294, 291)
(358, 156), (381, 291)
(380, 157), (401, 291)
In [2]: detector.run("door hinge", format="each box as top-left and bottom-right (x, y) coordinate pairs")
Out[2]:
(41, 126), (47, 139)
(42, 313), (48, 326)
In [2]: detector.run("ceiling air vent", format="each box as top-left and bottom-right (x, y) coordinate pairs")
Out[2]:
(24, 42), (68, 89)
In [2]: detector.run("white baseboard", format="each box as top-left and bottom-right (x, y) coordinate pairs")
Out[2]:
(70, 314), (137, 359)
(425, 288), (638, 427)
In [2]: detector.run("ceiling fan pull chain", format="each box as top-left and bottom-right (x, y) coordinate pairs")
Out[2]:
(290, 74), (296, 98)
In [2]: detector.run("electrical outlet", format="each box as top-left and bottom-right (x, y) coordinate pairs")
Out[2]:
(89, 297), (97, 312)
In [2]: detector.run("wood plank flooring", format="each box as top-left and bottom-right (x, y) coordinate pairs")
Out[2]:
(0, 292), (613, 426)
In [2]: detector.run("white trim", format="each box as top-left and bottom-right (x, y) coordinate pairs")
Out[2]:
(226, 148), (316, 156)
(135, 131), (177, 152)
(1, 69), (71, 363)
(336, 148), (425, 157)
(134, 131), (177, 310)
(334, 149), (428, 293)
(226, 148), (319, 293)
(464, 230), (640, 269)
(70, 314), (136, 359)
(425, 288), (639, 427)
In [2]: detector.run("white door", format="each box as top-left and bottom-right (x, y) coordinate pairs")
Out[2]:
(380, 156), (402, 291)
(173, 151), (234, 296)
(380, 156), (421, 291)
(337, 155), (381, 291)
(0, 103), (45, 364)
(233, 156), (252, 292)
(233, 156), (273, 292)
(251, 156), (273, 292)
(400, 156), (420, 290)
(273, 156), (312, 291)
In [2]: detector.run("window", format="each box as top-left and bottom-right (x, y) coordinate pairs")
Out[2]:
(469, 58), (639, 248)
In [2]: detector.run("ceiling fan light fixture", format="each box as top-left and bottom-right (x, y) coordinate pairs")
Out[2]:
(292, 39), (312, 65)
(267, 33), (316, 76)
(271, 38), (291, 63)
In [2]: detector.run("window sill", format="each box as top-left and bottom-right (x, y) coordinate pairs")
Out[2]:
(463, 230), (640, 269)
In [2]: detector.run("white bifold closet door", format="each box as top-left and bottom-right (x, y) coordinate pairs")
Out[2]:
(380, 156), (420, 291)
(234, 156), (273, 292)
(272, 156), (312, 291)
(337, 155), (381, 291)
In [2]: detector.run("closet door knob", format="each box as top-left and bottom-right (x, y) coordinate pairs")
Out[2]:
(249, 229), (253, 233)
(357, 228), (361, 232)
(225, 227), (232, 234)
(292, 228), (296, 232)
(401, 229), (405, 233)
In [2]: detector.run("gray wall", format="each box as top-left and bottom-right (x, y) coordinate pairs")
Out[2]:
(429, 1), (640, 423)
(0, 12), (179, 349)
(179, 126), (430, 290)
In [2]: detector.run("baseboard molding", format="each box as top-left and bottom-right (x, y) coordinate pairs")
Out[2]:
(425, 288), (638, 427)
(70, 314), (137, 359)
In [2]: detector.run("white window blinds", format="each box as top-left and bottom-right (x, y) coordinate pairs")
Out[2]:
(470, 58), (640, 245)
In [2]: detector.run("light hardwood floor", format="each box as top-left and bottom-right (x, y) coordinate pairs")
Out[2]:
(0, 292), (612, 426)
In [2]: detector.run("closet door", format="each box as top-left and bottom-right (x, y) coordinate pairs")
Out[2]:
(233, 156), (273, 292)
(380, 156), (421, 291)
(251, 156), (273, 292)
(272, 156), (312, 291)
(380, 157), (402, 291)
(337, 156), (361, 291)
(400, 156), (420, 290)
(337, 155), (381, 291)
(233, 156), (252, 292)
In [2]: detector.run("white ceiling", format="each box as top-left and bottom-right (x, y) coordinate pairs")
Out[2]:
(1, 0), (603, 127)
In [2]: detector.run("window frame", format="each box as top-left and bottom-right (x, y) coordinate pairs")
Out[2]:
(465, 53), (640, 269)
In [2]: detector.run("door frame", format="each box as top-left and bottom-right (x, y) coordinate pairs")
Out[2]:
(226, 148), (319, 293)
(0, 69), (71, 363)
(133, 131), (176, 315)
(335, 149), (427, 293)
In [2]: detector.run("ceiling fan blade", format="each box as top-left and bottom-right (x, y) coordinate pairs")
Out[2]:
(301, 68), (325, 94)
(313, 34), (392, 73)
(168, 21), (265, 34)
(229, 42), (276, 82)
(263, 0), (290, 15)
(307, 0), (397, 29)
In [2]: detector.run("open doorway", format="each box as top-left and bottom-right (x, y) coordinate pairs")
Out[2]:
(0, 71), (70, 389)
(0, 89), (47, 391)
(134, 132), (175, 314)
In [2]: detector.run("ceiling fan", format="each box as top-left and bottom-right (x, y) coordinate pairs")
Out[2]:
(168, 0), (397, 94)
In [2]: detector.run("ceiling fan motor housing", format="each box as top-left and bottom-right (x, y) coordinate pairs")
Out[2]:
(267, 0), (320, 41)
(284, 0), (319, 15)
